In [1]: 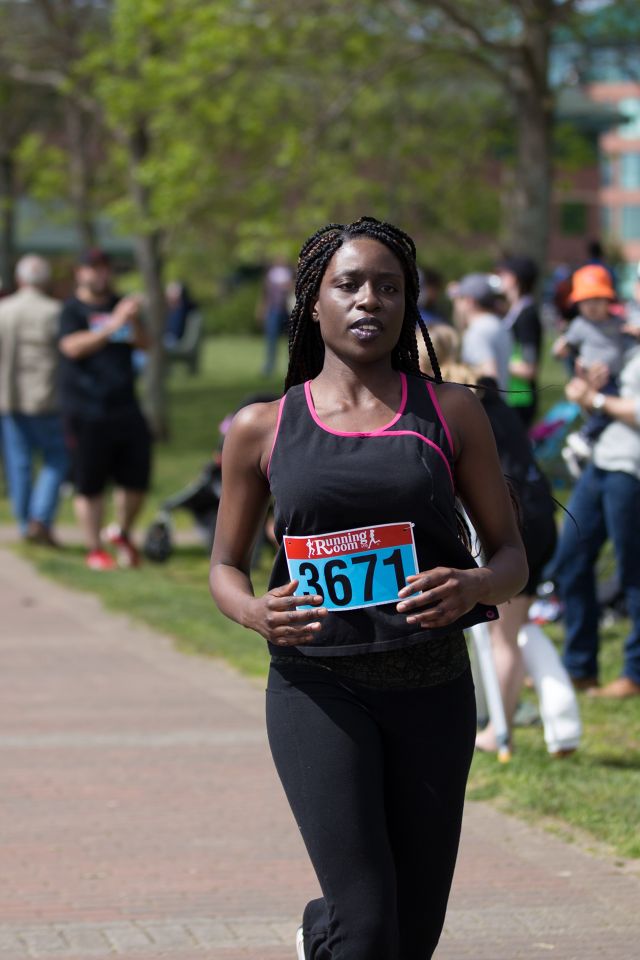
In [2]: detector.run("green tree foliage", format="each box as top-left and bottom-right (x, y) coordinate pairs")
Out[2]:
(2, 0), (638, 418)
(79, 0), (503, 285)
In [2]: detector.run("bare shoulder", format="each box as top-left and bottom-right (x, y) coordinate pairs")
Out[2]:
(223, 398), (283, 475)
(433, 381), (484, 419)
(431, 382), (489, 456)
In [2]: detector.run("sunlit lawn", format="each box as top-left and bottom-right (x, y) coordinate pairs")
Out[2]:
(5, 334), (640, 859)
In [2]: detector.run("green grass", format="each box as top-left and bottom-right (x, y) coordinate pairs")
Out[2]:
(470, 621), (640, 859)
(5, 333), (640, 859)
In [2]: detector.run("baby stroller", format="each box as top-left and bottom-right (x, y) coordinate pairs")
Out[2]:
(143, 393), (278, 563)
(143, 461), (222, 562)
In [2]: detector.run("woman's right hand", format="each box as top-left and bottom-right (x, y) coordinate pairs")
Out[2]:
(248, 580), (328, 646)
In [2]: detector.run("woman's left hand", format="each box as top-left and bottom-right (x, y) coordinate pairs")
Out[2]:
(396, 567), (483, 629)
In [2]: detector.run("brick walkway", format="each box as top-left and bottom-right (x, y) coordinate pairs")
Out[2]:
(1, 545), (639, 960)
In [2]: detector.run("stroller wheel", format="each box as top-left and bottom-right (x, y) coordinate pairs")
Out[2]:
(143, 514), (174, 563)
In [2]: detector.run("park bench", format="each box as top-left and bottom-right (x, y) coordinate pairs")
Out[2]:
(164, 309), (203, 375)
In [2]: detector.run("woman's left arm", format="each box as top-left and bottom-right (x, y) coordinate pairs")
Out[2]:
(396, 385), (528, 628)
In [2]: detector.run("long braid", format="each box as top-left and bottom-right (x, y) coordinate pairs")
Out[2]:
(284, 216), (442, 390)
(416, 315), (443, 383)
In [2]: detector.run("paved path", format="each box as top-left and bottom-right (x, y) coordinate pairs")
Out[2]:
(1, 546), (639, 960)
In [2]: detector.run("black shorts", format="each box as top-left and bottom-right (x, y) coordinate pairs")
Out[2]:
(521, 509), (557, 596)
(66, 410), (152, 497)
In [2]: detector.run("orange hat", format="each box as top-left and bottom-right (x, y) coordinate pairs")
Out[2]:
(569, 265), (615, 303)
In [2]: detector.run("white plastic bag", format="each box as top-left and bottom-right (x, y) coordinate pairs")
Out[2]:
(517, 623), (582, 755)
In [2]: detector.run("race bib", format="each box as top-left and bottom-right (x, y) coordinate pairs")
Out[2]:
(284, 522), (418, 612)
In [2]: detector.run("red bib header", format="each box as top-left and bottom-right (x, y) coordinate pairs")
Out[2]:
(283, 522), (414, 561)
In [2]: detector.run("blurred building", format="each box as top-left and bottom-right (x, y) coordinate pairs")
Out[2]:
(590, 81), (640, 290)
(550, 16), (640, 296)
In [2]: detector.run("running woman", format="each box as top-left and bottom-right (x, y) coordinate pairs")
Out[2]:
(210, 217), (527, 960)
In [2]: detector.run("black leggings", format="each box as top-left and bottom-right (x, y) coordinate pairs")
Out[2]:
(266, 660), (476, 960)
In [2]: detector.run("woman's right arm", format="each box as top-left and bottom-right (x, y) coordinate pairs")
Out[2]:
(209, 403), (326, 646)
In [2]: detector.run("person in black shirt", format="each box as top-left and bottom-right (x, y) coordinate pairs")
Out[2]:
(474, 376), (558, 751)
(497, 255), (543, 428)
(58, 248), (151, 570)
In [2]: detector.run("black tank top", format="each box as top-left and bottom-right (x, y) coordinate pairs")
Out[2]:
(267, 372), (497, 658)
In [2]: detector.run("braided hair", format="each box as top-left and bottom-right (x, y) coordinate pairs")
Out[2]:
(284, 216), (442, 391)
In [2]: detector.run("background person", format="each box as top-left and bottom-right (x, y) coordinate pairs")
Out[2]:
(164, 280), (197, 347)
(257, 257), (294, 376)
(58, 248), (151, 570)
(452, 273), (512, 389)
(419, 336), (562, 753)
(473, 373), (559, 752)
(417, 265), (447, 326)
(552, 264), (633, 475)
(554, 354), (640, 698)
(0, 255), (67, 546)
(210, 216), (527, 960)
(418, 322), (469, 383)
(497, 255), (542, 427)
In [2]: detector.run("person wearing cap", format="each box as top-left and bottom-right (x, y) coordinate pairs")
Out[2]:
(0, 255), (67, 546)
(451, 273), (512, 390)
(58, 249), (151, 570)
(552, 264), (635, 474)
(497, 255), (542, 427)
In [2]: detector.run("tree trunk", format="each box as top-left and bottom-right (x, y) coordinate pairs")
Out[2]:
(503, 17), (553, 269)
(504, 84), (553, 266)
(0, 152), (15, 292)
(128, 121), (168, 440)
(64, 102), (96, 249)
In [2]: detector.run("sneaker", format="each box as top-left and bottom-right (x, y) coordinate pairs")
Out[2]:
(102, 524), (141, 568)
(86, 549), (117, 571)
(25, 520), (60, 548)
(296, 925), (305, 960)
(528, 596), (563, 624)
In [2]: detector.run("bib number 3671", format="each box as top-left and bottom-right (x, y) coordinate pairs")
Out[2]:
(283, 522), (418, 612)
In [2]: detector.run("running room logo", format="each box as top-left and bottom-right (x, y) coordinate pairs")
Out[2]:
(285, 523), (413, 560)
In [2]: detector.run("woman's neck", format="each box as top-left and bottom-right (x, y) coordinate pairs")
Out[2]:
(313, 354), (398, 403)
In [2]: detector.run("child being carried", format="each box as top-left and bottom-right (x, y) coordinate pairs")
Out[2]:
(552, 265), (635, 476)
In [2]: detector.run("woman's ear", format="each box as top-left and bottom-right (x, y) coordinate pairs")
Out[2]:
(311, 299), (319, 322)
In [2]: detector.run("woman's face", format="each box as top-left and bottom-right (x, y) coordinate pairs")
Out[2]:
(312, 238), (406, 366)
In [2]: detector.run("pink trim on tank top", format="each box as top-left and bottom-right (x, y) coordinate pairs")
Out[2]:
(266, 393), (287, 481)
(302, 373), (453, 490)
(304, 372), (407, 437)
(426, 381), (454, 458)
